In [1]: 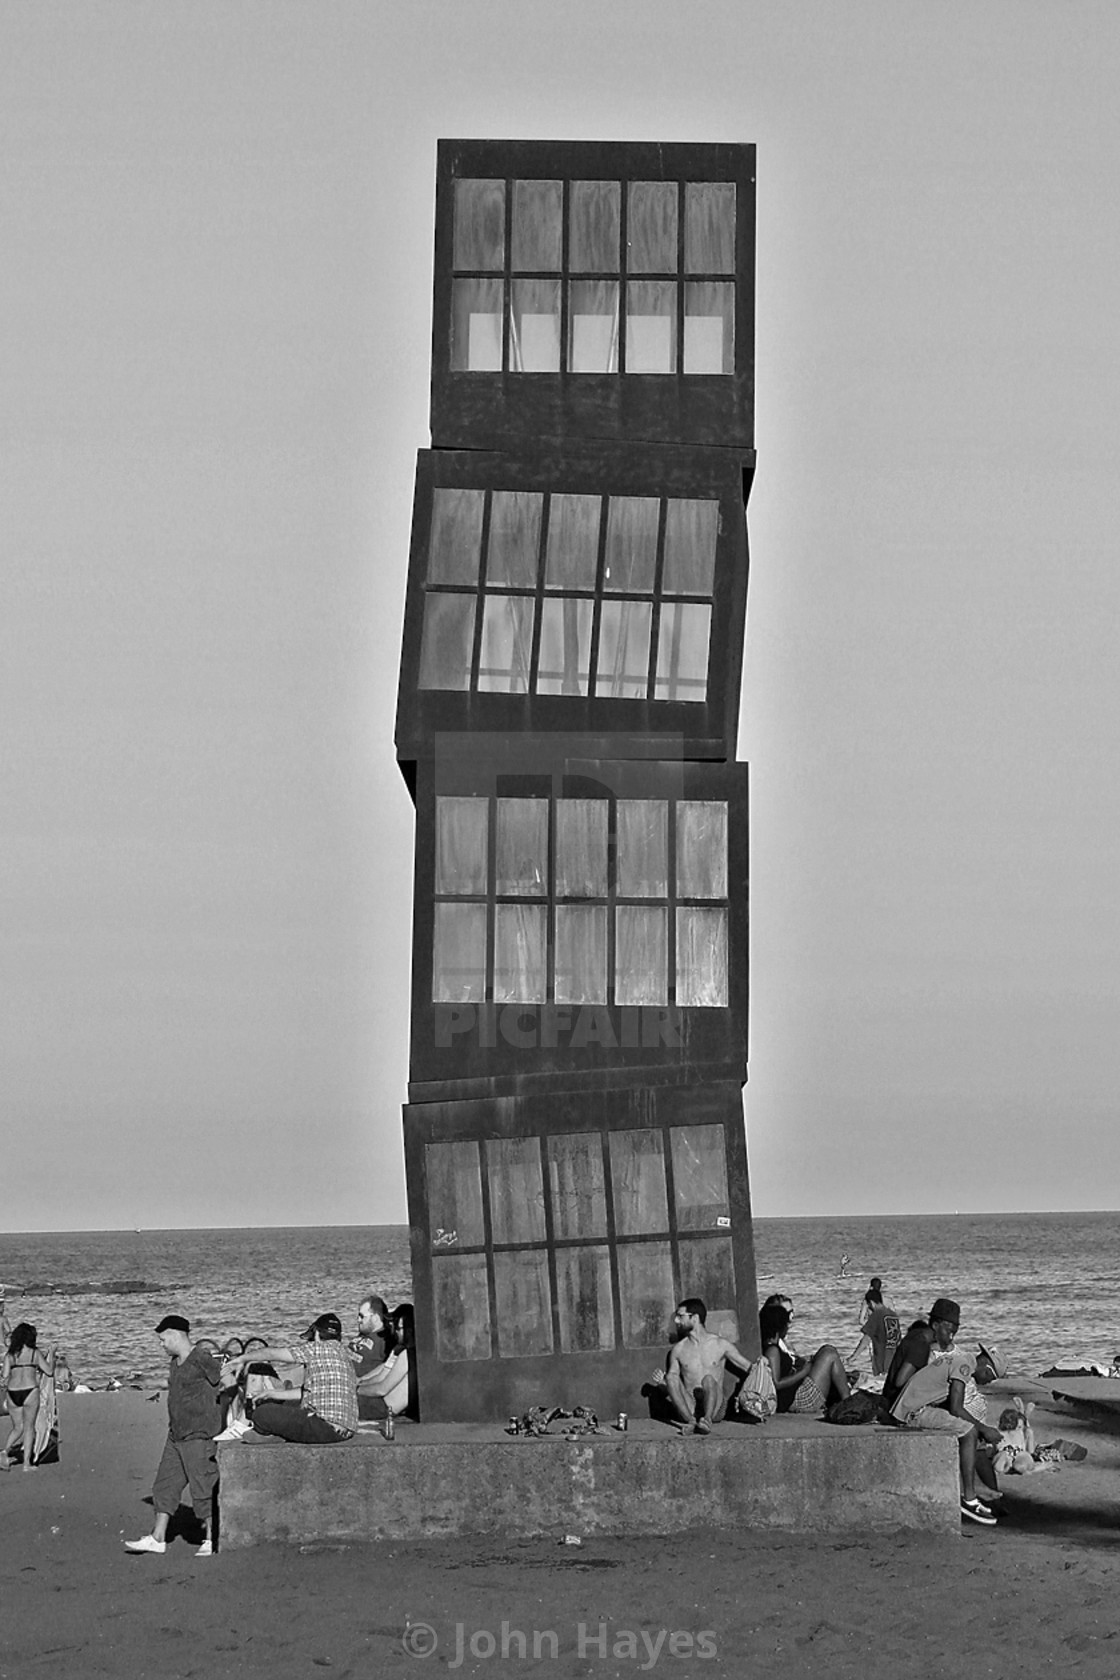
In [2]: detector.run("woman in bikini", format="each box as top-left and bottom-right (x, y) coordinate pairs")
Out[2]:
(2, 1322), (54, 1470)
(760, 1302), (851, 1416)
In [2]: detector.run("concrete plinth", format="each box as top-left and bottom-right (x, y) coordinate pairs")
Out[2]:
(217, 1418), (961, 1547)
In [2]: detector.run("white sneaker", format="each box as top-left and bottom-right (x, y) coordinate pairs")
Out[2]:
(124, 1534), (166, 1554)
(195, 1539), (213, 1557)
(214, 1419), (254, 1442)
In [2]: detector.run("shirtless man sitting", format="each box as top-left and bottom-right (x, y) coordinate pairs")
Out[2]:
(664, 1298), (755, 1434)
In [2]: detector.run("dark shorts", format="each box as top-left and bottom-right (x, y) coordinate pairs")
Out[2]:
(153, 1435), (218, 1519)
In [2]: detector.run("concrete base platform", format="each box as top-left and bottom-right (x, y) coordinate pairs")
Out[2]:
(217, 1417), (961, 1547)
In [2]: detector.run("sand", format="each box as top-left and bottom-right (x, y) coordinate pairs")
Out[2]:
(1, 1377), (1118, 1679)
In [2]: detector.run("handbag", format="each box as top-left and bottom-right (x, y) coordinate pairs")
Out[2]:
(736, 1356), (777, 1422)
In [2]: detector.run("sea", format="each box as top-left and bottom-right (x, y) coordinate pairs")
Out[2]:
(0, 1212), (1116, 1390)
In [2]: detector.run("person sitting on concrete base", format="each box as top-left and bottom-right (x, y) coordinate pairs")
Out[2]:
(664, 1298), (756, 1434)
(221, 1312), (357, 1444)
(760, 1303), (852, 1416)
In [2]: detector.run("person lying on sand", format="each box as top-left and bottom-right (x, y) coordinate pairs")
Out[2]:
(664, 1298), (755, 1434)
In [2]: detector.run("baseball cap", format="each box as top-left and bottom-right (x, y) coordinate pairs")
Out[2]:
(929, 1297), (961, 1327)
(977, 1339), (1008, 1378)
(301, 1312), (343, 1341)
(154, 1314), (190, 1335)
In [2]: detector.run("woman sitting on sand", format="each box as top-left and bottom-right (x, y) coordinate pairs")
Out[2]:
(760, 1303), (851, 1416)
(2, 1322), (55, 1471)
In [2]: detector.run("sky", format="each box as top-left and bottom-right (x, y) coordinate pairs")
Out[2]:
(5, 0), (1120, 1230)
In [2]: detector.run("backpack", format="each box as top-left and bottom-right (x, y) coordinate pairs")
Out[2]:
(736, 1356), (777, 1422)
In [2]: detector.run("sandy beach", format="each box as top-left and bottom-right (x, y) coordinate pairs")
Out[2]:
(0, 1377), (1118, 1679)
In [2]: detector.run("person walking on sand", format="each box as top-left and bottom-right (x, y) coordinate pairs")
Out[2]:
(124, 1315), (222, 1557)
(664, 1299), (756, 1433)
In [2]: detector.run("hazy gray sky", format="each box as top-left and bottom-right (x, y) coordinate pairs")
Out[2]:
(6, 1), (1120, 1230)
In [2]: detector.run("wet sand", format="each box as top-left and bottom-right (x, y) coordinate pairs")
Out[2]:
(1, 1377), (1118, 1678)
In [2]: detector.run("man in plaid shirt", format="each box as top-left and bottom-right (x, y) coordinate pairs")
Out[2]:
(224, 1313), (358, 1443)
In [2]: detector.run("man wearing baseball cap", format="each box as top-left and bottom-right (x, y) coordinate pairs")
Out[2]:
(220, 1311), (357, 1444)
(124, 1315), (222, 1556)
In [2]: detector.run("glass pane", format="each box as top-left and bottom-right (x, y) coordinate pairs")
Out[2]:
(615, 905), (667, 1004)
(570, 180), (620, 271)
(451, 278), (504, 371)
(536, 596), (592, 695)
(617, 1242), (674, 1348)
(609, 1129), (668, 1237)
(453, 179), (505, 270)
(511, 279), (560, 372)
(555, 905), (607, 1004)
(511, 178), (562, 271)
(684, 182), (736, 272)
(494, 903), (546, 1002)
(627, 181), (677, 272)
(662, 499), (719, 595)
(568, 281), (619, 373)
(555, 1246), (614, 1352)
(676, 907), (728, 1007)
(677, 801), (728, 897)
(671, 1124), (730, 1227)
(486, 491), (542, 587)
(428, 488), (485, 585)
(435, 796), (488, 894)
(596, 600), (651, 700)
(495, 798), (548, 895)
(494, 1251), (553, 1357)
(547, 1132), (607, 1238)
(617, 799), (668, 897)
(418, 593), (475, 691)
(626, 282), (677, 373)
(426, 1140), (485, 1247)
(545, 494), (601, 590)
(684, 281), (734, 375)
(655, 603), (711, 702)
(555, 799), (608, 896)
(478, 595), (534, 693)
(433, 902), (486, 1002)
(434, 1253), (491, 1361)
(603, 496), (659, 593)
(678, 1235), (737, 1343)
(486, 1137), (546, 1244)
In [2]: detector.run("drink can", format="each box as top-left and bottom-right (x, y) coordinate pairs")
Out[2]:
(383, 1413), (394, 1441)
(507, 1416), (520, 1434)
(617, 1411), (628, 1431)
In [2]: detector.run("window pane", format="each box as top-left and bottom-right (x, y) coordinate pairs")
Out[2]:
(615, 905), (667, 1004)
(428, 488), (485, 585)
(435, 796), (488, 894)
(511, 178), (562, 271)
(511, 279), (560, 372)
(617, 799), (668, 897)
(545, 495), (601, 590)
(434, 1253), (492, 1361)
(610, 1129), (669, 1236)
(670, 1124), (730, 1227)
(596, 600), (651, 699)
(547, 1132), (607, 1238)
(426, 1140), (486, 1247)
(678, 1235), (737, 1342)
(451, 278), (504, 371)
(486, 491), (542, 587)
(676, 907), (728, 1006)
(478, 595), (533, 693)
(486, 1137), (546, 1244)
(453, 179), (505, 270)
(603, 496), (658, 593)
(627, 181), (677, 272)
(684, 282), (734, 375)
(494, 904), (547, 1002)
(555, 1246), (614, 1352)
(495, 798), (548, 896)
(676, 801), (728, 897)
(493, 1251), (553, 1357)
(555, 798), (608, 896)
(555, 905), (607, 1004)
(662, 498), (719, 595)
(433, 902), (486, 1002)
(568, 280), (619, 372)
(617, 1241), (674, 1347)
(626, 282), (677, 373)
(570, 180), (620, 271)
(654, 603), (711, 702)
(536, 596), (593, 695)
(418, 593), (475, 690)
(684, 182), (736, 272)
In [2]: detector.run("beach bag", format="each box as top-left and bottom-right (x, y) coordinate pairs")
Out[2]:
(736, 1357), (777, 1422)
(826, 1389), (880, 1426)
